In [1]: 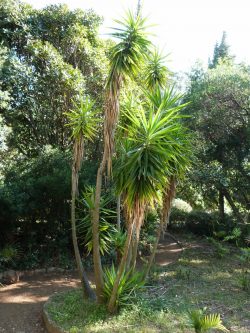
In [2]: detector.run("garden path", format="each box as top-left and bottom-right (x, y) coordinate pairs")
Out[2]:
(0, 236), (182, 333)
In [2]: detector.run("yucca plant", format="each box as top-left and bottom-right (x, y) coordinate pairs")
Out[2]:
(92, 10), (151, 303)
(0, 244), (21, 266)
(224, 227), (242, 247)
(188, 308), (228, 333)
(78, 186), (116, 256)
(140, 87), (191, 277)
(103, 264), (144, 311)
(65, 96), (98, 300)
(143, 49), (170, 90)
(113, 230), (127, 263)
(107, 91), (190, 312)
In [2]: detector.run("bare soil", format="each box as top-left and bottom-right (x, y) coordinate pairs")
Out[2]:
(0, 237), (181, 333)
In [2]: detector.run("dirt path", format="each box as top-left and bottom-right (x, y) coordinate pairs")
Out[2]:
(0, 236), (181, 333)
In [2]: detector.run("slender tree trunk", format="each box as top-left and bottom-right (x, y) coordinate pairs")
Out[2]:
(130, 209), (144, 271)
(117, 195), (121, 231)
(92, 161), (105, 303)
(71, 139), (95, 300)
(223, 187), (244, 223)
(92, 80), (121, 303)
(130, 231), (138, 271)
(162, 177), (177, 237)
(126, 243), (132, 270)
(144, 177), (177, 278)
(219, 189), (225, 222)
(144, 212), (162, 278)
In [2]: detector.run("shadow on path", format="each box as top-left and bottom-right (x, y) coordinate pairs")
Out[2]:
(0, 272), (81, 333)
(0, 236), (182, 333)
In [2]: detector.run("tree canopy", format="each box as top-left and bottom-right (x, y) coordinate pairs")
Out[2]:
(0, 0), (108, 155)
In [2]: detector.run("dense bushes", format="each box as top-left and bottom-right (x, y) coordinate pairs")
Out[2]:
(169, 208), (241, 238)
(0, 148), (98, 270)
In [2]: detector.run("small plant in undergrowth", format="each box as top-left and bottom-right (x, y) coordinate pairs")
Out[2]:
(146, 264), (165, 284)
(103, 265), (145, 310)
(140, 234), (157, 256)
(176, 266), (192, 280)
(0, 244), (21, 269)
(239, 270), (250, 292)
(188, 308), (228, 333)
(245, 235), (250, 246)
(223, 227), (242, 247)
(69, 327), (79, 333)
(213, 230), (227, 240)
(237, 248), (250, 292)
(113, 230), (127, 263)
(78, 186), (116, 255)
(238, 247), (250, 264)
(207, 237), (230, 258)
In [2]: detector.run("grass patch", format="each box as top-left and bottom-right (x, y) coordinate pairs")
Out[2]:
(46, 236), (250, 333)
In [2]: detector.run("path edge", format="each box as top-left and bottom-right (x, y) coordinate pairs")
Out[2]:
(43, 296), (68, 333)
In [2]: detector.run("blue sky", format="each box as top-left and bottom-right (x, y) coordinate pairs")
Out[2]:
(25, 0), (250, 73)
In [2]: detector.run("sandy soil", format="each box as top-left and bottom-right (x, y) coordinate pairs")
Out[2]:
(0, 237), (181, 333)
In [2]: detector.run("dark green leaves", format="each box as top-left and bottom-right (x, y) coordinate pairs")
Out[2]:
(115, 88), (191, 209)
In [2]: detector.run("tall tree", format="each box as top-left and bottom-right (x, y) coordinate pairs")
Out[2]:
(183, 61), (250, 221)
(108, 88), (190, 312)
(0, 0), (108, 155)
(65, 97), (98, 300)
(92, 10), (151, 303)
(209, 31), (232, 68)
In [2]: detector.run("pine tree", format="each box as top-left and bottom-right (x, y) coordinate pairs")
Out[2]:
(209, 31), (232, 68)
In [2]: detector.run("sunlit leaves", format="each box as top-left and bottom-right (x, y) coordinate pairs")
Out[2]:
(143, 49), (170, 90)
(65, 96), (98, 141)
(115, 88), (191, 209)
(107, 10), (151, 90)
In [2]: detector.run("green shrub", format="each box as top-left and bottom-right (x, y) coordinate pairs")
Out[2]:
(0, 244), (21, 270)
(78, 186), (116, 255)
(113, 230), (127, 263)
(0, 148), (99, 269)
(103, 265), (145, 310)
(169, 208), (239, 240)
(223, 227), (242, 246)
(169, 207), (188, 230)
(169, 209), (218, 236)
(207, 237), (230, 258)
(239, 270), (250, 292)
(176, 266), (192, 280)
(239, 248), (250, 264)
(188, 308), (228, 332)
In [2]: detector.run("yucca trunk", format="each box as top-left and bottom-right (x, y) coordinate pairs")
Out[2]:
(108, 198), (141, 313)
(92, 162), (105, 303)
(117, 194), (121, 230)
(130, 207), (145, 271)
(108, 216), (135, 313)
(71, 138), (95, 300)
(144, 177), (177, 278)
(92, 78), (121, 303)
